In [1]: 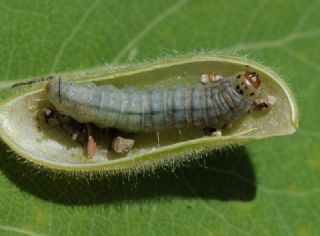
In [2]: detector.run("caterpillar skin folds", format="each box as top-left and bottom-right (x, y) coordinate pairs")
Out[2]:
(46, 74), (253, 133)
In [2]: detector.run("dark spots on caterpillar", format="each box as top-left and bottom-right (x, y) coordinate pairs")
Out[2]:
(244, 85), (248, 89)
(236, 85), (240, 90)
(239, 90), (243, 95)
(237, 74), (241, 79)
(250, 92), (255, 96)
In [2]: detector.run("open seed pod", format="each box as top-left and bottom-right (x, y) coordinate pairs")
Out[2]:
(0, 55), (298, 173)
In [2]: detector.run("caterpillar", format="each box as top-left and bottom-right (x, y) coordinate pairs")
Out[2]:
(45, 70), (275, 156)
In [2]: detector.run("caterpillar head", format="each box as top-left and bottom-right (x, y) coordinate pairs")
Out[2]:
(232, 70), (261, 101)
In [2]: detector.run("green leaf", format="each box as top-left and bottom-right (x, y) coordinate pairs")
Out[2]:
(0, 0), (318, 235)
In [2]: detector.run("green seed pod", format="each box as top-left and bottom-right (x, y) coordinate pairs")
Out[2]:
(0, 54), (298, 174)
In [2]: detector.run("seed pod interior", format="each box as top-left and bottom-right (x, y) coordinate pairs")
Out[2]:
(0, 55), (297, 172)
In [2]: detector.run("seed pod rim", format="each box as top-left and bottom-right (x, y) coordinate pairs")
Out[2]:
(0, 54), (298, 173)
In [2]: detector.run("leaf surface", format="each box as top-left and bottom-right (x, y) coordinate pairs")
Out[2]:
(0, 0), (319, 235)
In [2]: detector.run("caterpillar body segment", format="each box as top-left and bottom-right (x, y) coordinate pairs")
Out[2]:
(46, 75), (253, 133)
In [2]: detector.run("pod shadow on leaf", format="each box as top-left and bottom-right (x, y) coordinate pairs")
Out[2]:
(0, 145), (256, 205)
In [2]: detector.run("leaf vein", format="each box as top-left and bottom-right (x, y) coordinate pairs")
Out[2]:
(111, 0), (189, 63)
(181, 173), (250, 235)
(0, 224), (46, 236)
(293, 0), (320, 32)
(281, 47), (320, 73)
(50, 0), (100, 72)
(266, 193), (293, 236)
(223, 28), (320, 51)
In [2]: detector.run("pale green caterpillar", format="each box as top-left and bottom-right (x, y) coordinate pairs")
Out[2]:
(46, 70), (275, 130)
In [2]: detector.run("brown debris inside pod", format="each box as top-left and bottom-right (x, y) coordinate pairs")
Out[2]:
(41, 107), (136, 157)
(85, 123), (96, 159)
(112, 136), (135, 154)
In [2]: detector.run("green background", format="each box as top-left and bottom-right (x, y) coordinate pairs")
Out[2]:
(0, 0), (319, 235)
